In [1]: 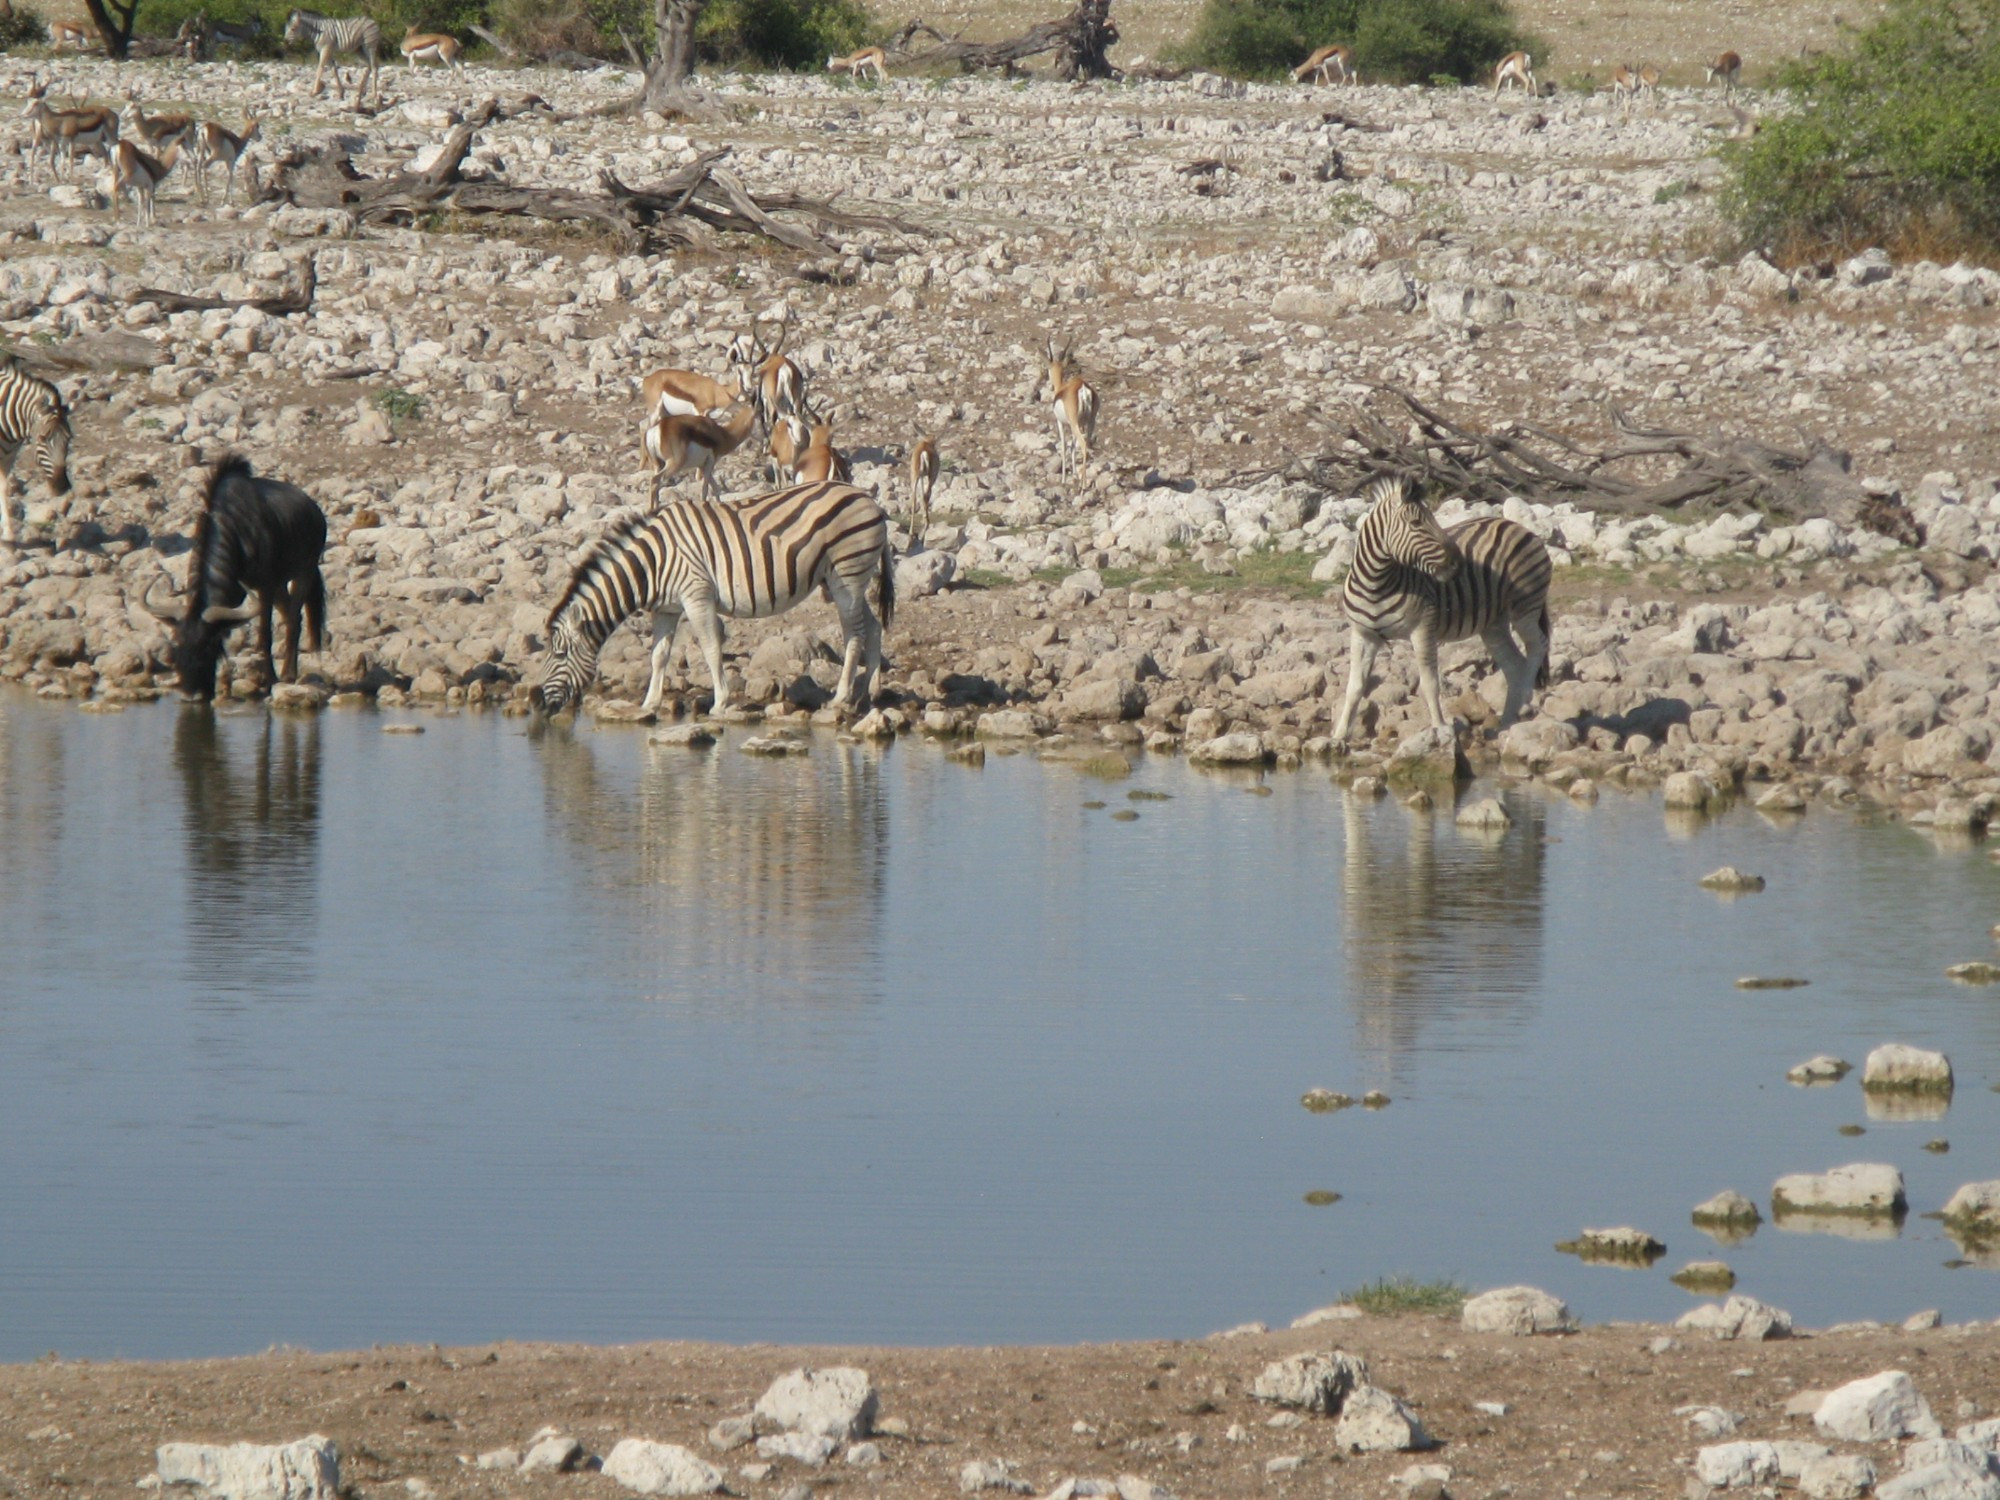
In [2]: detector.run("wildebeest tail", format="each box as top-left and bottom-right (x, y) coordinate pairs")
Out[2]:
(1536, 604), (1551, 688)
(302, 565), (327, 654)
(878, 535), (896, 631)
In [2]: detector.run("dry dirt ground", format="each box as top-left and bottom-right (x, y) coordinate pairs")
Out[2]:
(866, 0), (1871, 87)
(2, 1321), (1997, 1500)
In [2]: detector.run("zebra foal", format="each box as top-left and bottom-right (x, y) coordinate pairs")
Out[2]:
(0, 357), (73, 546)
(283, 10), (382, 105)
(1330, 475), (1552, 741)
(535, 481), (895, 717)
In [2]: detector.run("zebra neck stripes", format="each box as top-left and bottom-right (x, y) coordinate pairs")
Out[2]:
(0, 359), (72, 545)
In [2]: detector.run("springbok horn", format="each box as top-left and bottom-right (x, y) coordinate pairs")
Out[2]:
(140, 574), (181, 621)
(201, 597), (259, 623)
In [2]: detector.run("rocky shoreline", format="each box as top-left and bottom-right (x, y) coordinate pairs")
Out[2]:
(0, 58), (1995, 819)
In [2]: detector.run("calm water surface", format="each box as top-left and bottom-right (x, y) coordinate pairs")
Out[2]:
(0, 692), (1996, 1361)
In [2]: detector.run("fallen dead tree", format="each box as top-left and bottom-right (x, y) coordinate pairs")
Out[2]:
(127, 256), (318, 316)
(1285, 383), (1920, 541)
(888, 0), (1120, 79)
(258, 100), (921, 252)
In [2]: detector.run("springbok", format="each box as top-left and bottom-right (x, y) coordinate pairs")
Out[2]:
(645, 403), (757, 505)
(1492, 50), (1536, 98)
(827, 46), (888, 83)
(1705, 50), (1742, 95)
(1292, 45), (1356, 86)
(1045, 336), (1098, 483)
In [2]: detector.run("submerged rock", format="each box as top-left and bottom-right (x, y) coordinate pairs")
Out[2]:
(1862, 1044), (1954, 1094)
(1670, 1261), (1736, 1292)
(1787, 1055), (1852, 1084)
(1555, 1226), (1664, 1265)
(1699, 866), (1766, 893)
(1941, 1180), (2000, 1237)
(1691, 1190), (1763, 1228)
(1773, 1163), (1907, 1217)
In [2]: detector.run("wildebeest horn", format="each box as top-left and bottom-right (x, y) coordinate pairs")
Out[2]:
(201, 598), (259, 623)
(140, 575), (180, 621)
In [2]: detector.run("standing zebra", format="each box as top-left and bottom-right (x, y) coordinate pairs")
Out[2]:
(1330, 475), (1552, 741)
(0, 357), (73, 546)
(283, 10), (382, 105)
(535, 481), (894, 718)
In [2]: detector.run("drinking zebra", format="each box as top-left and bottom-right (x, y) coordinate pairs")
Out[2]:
(0, 357), (73, 546)
(1330, 475), (1552, 741)
(283, 10), (382, 104)
(535, 480), (895, 718)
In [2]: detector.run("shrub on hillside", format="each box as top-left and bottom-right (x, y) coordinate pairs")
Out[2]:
(1723, 0), (2000, 263)
(1181, 0), (1539, 85)
(695, 0), (871, 69)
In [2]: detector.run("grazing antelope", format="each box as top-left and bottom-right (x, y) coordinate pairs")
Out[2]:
(123, 90), (196, 152)
(908, 436), (939, 535)
(645, 402), (756, 506)
(640, 366), (738, 423)
(48, 18), (88, 46)
(768, 412), (809, 485)
(1636, 63), (1662, 107)
(401, 26), (465, 71)
(730, 313), (806, 436)
(1292, 44), (1356, 86)
(1705, 49), (1742, 94)
(111, 139), (179, 226)
(794, 406), (852, 485)
(827, 45), (888, 83)
(1492, 50), (1536, 98)
(1044, 336), (1098, 483)
(1608, 63), (1637, 113)
(192, 117), (259, 205)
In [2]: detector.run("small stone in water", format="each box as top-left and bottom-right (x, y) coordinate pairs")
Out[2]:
(1787, 1056), (1851, 1084)
(1110, 809), (1140, 822)
(1838, 1123), (1866, 1136)
(1362, 1091), (1390, 1109)
(1700, 867), (1765, 893)
(1945, 961), (2000, 983)
(1082, 800), (1107, 810)
(1301, 1089), (1354, 1112)
(1672, 1261), (1736, 1293)
(1303, 1190), (1341, 1206)
(1128, 789), (1171, 801)
(1924, 1139), (1950, 1153)
(1739, 976), (1810, 990)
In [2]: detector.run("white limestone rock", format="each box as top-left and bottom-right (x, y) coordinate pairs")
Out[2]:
(753, 1367), (878, 1441)
(1801, 1454), (1878, 1500)
(1814, 1371), (1943, 1442)
(1941, 1181), (2000, 1235)
(1863, 1044), (1954, 1094)
(1774, 1163), (1907, 1217)
(1696, 1441), (1780, 1489)
(1249, 1351), (1368, 1415)
(1460, 1286), (1577, 1336)
(154, 1438), (339, 1500)
(1333, 1386), (1434, 1453)
(1675, 1295), (1793, 1341)
(601, 1440), (725, 1496)
(1877, 1463), (2000, 1500)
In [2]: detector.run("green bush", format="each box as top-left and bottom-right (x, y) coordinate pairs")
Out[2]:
(695, 0), (872, 68)
(1722, 0), (2000, 262)
(1180, 0), (1540, 85)
(0, 6), (47, 48)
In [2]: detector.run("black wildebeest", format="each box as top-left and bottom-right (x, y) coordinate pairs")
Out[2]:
(145, 456), (327, 699)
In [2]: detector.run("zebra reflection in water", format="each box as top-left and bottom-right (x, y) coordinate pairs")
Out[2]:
(531, 724), (887, 1007)
(1339, 791), (1546, 1063)
(173, 709), (322, 998)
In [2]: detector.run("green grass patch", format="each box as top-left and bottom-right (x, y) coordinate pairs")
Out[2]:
(1342, 1275), (1470, 1316)
(372, 386), (427, 422)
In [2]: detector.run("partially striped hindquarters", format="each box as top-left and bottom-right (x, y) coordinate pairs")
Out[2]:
(0, 359), (68, 472)
(549, 481), (889, 647)
(293, 11), (380, 55)
(1432, 514), (1552, 646)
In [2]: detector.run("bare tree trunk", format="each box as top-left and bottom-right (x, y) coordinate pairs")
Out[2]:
(642, 0), (702, 109)
(80, 0), (135, 58)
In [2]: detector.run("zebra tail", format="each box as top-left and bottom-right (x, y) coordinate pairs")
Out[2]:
(1536, 604), (1550, 689)
(877, 535), (896, 632)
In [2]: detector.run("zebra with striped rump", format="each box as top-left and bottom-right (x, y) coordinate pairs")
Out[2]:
(1330, 475), (1552, 741)
(0, 358), (73, 547)
(534, 481), (895, 717)
(283, 10), (382, 104)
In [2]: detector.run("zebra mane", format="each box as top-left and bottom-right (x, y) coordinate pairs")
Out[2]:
(546, 509), (651, 630)
(1362, 473), (1414, 509)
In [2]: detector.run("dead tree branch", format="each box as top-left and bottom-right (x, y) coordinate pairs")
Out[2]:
(1288, 384), (1915, 539)
(127, 257), (319, 316)
(894, 0), (1121, 79)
